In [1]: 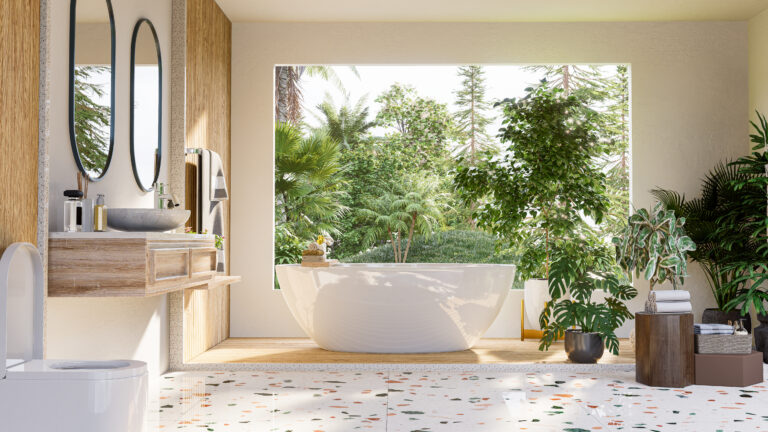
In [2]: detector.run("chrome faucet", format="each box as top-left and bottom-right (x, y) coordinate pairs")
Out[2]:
(153, 182), (179, 209)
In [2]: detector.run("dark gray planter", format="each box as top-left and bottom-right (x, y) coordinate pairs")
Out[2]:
(701, 308), (751, 334)
(756, 313), (768, 357)
(564, 329), (604, 364)
(757, 312), (768, 325)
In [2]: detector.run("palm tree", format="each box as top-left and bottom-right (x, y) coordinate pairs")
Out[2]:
(314, 95), (375, 149)
(651, 161), (752, 309)
(274, 122), (347, 240)
(274, 66), (358, 125)
(358, 176), (447, 263)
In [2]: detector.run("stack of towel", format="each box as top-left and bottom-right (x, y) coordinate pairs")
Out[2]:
(694, 323), (734, 335)
(645, 290), (692, 313)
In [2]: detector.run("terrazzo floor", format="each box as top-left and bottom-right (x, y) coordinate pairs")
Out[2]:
(146, 366), (768, 432)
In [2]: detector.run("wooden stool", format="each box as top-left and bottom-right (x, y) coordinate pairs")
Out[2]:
(635, 312), (694, 388)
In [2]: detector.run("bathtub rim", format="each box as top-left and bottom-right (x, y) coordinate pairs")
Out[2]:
(276, 263), (516, 271)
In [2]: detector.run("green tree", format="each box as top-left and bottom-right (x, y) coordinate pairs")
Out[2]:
(524, 65), (604, 95)
(453, 66), (494, 163)
(274, 122), (347, 241)
(454, 81), (610, 280)
(314, 95), (375, 148)
(375, 84), (455, 170)
(73, 66), (111, 175)
(359, 176), (447, 263)
(600, 65), (631, 236)
(274, 66), (358, 125)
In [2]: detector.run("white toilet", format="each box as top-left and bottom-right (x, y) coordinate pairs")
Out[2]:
(0, 242), (148, 432)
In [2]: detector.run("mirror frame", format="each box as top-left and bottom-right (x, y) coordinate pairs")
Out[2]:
(68, 0), (116, 182)
(129, 18), (163, 192)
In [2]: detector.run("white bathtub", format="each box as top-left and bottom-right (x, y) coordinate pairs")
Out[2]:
(275, 263), (515, 353)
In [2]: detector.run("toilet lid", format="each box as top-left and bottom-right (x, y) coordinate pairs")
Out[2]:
(0, 243), (44, 378)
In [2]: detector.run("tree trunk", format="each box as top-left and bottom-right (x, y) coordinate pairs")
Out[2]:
(396, 230), (403, 263)
(388, 229), (399, 263)
(275, 67), (290, 124)
(403, 213), (417, 263)
(562, 65), (571, 95)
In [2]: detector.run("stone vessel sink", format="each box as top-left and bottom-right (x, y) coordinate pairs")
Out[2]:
(107, 208), (190, 232)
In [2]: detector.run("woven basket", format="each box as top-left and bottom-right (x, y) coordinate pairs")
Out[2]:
(695, 334), (752, 354)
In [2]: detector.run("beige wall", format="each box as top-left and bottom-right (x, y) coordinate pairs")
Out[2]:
(46, 0), (172, 378)
(230, 21), (749, 337)
(750, 9), (768, 118)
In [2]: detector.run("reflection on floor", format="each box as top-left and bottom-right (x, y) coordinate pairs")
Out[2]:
(146, 366), (768, 431)
(189, 338), (635, 364)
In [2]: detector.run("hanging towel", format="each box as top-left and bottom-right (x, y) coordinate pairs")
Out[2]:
(208, 150), (229, 202)
(649, 290), (690, 302)
(649, 301), (692, 314)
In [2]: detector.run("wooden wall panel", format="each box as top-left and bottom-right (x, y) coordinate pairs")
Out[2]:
(0, 1), (40, 254)
(184, 0), (231, 355)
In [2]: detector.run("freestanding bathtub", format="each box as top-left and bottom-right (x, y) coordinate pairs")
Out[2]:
(275, 263), (515, 353)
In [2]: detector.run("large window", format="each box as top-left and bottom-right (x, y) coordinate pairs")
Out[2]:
(274, 65), (630, 285)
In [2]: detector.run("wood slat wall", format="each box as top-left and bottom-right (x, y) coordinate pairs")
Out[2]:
(184, 0), (232, 360)
(0, 1), (40, 254)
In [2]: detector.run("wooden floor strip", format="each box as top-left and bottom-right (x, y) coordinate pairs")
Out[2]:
(189, 337), (635, 364)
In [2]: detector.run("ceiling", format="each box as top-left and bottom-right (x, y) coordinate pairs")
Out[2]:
(215, 0), (768, 23)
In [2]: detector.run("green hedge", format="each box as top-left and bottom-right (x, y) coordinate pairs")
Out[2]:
(340, 229), (515, 265)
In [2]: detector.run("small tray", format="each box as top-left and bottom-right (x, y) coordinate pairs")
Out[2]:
(695, 334), (752, 354)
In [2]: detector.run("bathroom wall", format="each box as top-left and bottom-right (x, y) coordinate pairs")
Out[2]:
(750, 9), (768, 119)
(45, 0), (173, 377)
(230, 21), (749, 338)
(748, 9), (768, 326)
(0, 1), (39, 254)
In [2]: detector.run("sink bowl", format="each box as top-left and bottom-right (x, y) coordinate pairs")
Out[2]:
(107, 208), (190, 232)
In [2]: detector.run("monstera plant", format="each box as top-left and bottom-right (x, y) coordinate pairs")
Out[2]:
(613, 202), (697, 291)
(539, 236), (637, 363)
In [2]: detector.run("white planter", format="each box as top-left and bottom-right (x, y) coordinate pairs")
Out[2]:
(524, 279), (550, 331)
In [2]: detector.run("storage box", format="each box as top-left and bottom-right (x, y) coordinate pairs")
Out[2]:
(694, 351), (764, 387)
(695, 334), (752, 354)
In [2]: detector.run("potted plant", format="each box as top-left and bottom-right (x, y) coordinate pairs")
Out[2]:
(651, 161), (757, 330)
(539, 236), (638, 363)
(613, 202), (697, 292)
(716, 112), (768, 338)
(454, 81), (610, 328)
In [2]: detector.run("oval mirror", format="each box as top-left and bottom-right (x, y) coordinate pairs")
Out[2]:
(130, 19), (162, 191)
(68, 0), (115, 181)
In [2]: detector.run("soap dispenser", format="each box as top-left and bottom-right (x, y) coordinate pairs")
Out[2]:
(93, 194), (107, 232)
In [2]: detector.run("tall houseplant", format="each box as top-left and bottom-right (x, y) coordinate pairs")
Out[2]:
(539, 236), (637, 362)
(613, 203), (696, 292)
(716, 111), (768, 317)
(651, 161), (748, 311)
(454, 80), (610, 325)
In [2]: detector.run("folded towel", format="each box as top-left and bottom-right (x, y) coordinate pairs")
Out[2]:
(694, 323), (734, 331)
(694, 329), (734, 335)
(649, 290), (690, 302)
(650, 301), (692, 314)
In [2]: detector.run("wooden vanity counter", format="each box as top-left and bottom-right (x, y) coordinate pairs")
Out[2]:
(48, 232), (240, 297)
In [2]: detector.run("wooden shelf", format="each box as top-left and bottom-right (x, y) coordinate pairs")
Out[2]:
(48, 233), (240, 297)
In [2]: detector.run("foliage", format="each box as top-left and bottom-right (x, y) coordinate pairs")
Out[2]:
(274, 122), (347, 241)
(357, 176), (448, 263)
(454, 80), (610, 281)
(314, 95), (375, 148)
(539, 237), (637, 355)
(214, 235), (225, 250)
(651, 161), (752, 309)
(714, 111), (768, 315)
(273, 224), (305, 289)
(342, 229), (516, 265)
(523, 65), (605, 95)
(274, 66), (358, 124)
(600, 65), (631, 237)
(613, 203), (696, 291)
(453, 66), (495, 162)
(73, 66), (111, 175)
(375, 84), (456, 170)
